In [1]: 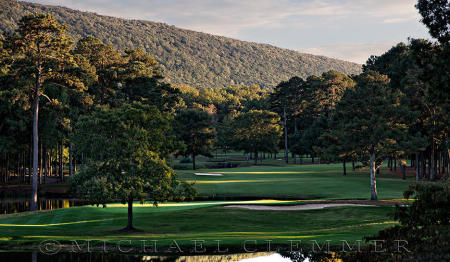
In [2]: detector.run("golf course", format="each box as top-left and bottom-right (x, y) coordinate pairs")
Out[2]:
(1, 1), (448, 260)
(0, 163), (412, 251)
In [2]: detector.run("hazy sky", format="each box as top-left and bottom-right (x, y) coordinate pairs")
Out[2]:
(24, 0), (431, 64)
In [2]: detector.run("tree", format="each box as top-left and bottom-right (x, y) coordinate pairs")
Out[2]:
(118, 48), (181, 112)
(230, 110), (282, 165)
(173, 109), (216, 170)
(72, 36), (124, 105)
(214, 120), (234, 157)
(270, 77), (306, 163)
(409, 39), (449, 180)
(416, 0), (450, 44)
(4, 14), (82, 210)
(71, 103), (195, 231)
(329, 71), (417, 200)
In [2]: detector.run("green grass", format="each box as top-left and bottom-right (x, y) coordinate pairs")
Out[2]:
(0, 202), (396, 249)
(177, 163), (413, 200)
(0, 163), (412, 251)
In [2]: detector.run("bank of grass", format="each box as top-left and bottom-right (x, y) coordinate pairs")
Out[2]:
(0, 202), (396, 250)
(177, 163), (413, 200)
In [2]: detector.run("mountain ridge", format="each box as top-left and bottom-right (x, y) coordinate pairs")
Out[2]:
(0, 0), (362, 88)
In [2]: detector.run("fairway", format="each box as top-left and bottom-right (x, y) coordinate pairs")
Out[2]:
(0, 201), (397, 250)
(0, 163), (411, 250)
(178, 163), (413, 200)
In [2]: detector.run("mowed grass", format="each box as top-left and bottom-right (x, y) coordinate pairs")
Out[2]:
(177, 163), (413, 200)
(0, 163), (410, 250)
(0, 202), (396, 248)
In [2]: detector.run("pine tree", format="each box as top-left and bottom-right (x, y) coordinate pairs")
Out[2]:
(4, 14), (82, 210)
(329, 71), (418, 200)
(173, 109), (216, 170)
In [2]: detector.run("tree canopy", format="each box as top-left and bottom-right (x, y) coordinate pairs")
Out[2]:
(229, 110), (282, 164)
(71, 103), (195, 230)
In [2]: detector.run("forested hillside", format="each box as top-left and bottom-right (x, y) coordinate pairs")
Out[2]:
(0, 0), (361, 88)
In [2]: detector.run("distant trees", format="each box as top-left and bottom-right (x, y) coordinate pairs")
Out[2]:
(270, 71), (355, 164)
(270, 77), (305, 163)
(0, 0), (362, 89)
(229, 110), (281, 165)
(173, 109), (216, 170)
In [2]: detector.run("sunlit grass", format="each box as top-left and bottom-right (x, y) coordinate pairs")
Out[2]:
(0, 203), (396, 247)
(178, 163), (413, 200)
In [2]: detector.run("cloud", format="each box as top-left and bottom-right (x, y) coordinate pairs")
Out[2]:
(25, 0), (422, 34)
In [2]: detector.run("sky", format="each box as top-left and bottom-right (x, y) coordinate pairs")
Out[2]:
(24, 0), (431, 64)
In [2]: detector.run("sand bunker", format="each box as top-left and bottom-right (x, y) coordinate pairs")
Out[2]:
(194, 173), (223, 176)
(225, 203), (373, 210)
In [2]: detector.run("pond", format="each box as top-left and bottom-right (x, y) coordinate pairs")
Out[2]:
(0, 198), (88, 215)
(0, 252), (297, 262)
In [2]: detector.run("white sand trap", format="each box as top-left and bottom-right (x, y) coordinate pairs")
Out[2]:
(194, 173), (223, 176)
(225, 203), (373, 210)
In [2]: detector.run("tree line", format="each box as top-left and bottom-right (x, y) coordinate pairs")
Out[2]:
(0, 0), (448, 221)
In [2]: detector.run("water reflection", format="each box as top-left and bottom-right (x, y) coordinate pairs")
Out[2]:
(0, 199), (87, 214)
(0, 252), (297, 262)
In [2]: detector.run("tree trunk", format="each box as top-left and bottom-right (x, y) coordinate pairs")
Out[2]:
(192, 154), (196, 170)
(394, 159), (397, 172)
(401, 163), (406, 180)
(311, 153), (315, 164)
(43, 146), (47, 184)
(39, 142), (43, 184)
(420, 152), (426, 179)
(415, 153), (420, 181)
(49, 148), (52, 178)
(22, 152), (25, 183)
(60, 139), (64, 182)
(125, 196), (134, 231)
(370, 153), (377, 200)
(31, 63), (41, 211)
(29, 144), (32, 184)
(283, 105), (288, 164)
(254, 151), (258, 165)
(5, 155), (8, 183)
(69, 142), (73, 177)
(430, 144), (436, 181)
(343, 160), (347, 176)
(352, 160), (355, 171)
